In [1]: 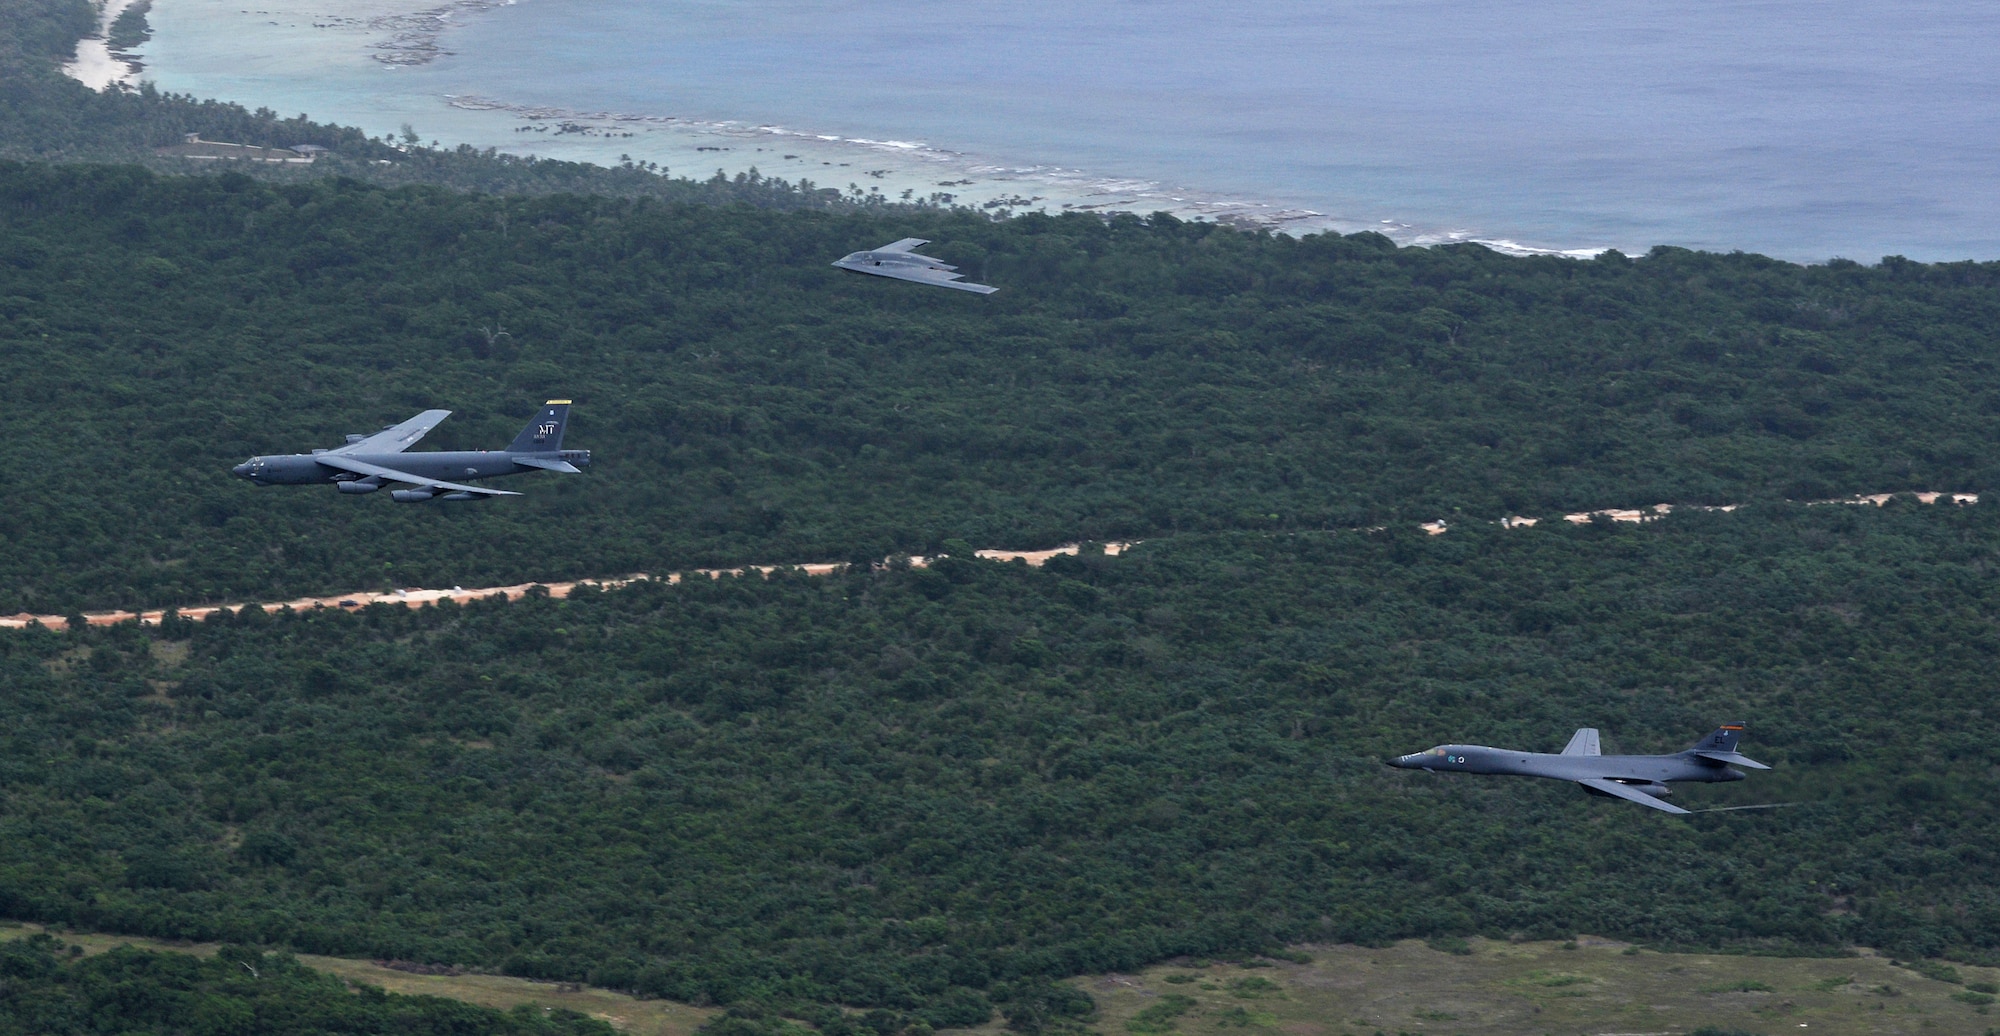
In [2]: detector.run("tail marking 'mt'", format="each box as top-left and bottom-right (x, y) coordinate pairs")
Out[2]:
(509, 400), (571, 452)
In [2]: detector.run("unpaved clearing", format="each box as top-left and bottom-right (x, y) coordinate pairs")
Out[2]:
(0, 922), (714, 1036)
(1055, 937), (2000, 1036)
(13, 922), (1999, 1036)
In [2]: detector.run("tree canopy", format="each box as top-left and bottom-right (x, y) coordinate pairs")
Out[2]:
(6, 508), (2000, 1030)
(2, 161), (1999, 612)
(6, 4), (2000, 1033)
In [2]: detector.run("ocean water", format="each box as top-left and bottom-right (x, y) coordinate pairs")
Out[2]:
(136, 0), (2000, 261)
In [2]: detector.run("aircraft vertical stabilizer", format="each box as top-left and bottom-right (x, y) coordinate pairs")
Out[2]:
(509, 400), (571, 452)
(1560, 728), (1602, 756)
(1688, 722), (1745, 754)
(1689, 723), (1770, 769)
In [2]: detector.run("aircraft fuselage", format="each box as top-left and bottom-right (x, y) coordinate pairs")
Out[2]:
(1389, 745), (1745, 784)
(233, 450), (589, 486)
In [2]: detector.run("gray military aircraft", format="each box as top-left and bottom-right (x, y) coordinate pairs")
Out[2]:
(231, 400), (589, 501)
(1388, 723), (1769, 814)
(832, 238), (998, 293)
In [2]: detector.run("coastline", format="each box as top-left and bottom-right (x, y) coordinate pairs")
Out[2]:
(122, 0), (1620, 255)
(63, 0), (145, 91)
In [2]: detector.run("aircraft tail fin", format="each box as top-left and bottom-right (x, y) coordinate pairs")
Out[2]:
(1687, 722), (1771, 769)
(508, 400), (571, 453)
(1561, 728), (1601, 756)
(1688, 722), (1746, 754)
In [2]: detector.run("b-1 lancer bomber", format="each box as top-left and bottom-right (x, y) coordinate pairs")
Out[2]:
(232, 400), (589, 501)
(1388, 723), (1770, 814)
(832, 238), (998, 293)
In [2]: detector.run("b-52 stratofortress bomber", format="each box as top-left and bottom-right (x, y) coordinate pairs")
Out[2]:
(231, 401), (589, 501)
(831, 238), (998, 293)
(1388, 723), (1770, 814)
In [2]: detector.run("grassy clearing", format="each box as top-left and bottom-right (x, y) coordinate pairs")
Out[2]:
(0, 922), (716, 1036)
(10, 920), (2000, 1035)
(1054, 938), (2000, 1036)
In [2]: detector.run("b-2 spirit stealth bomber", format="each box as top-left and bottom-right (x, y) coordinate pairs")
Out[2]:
(832, 238), (998, 293)
(1388, 723), (1770, 814)
(231, 400), (589, 501)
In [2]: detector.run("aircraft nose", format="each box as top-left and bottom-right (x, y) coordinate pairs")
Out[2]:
(231, 461), (255, 478)
(1386, 753), (1416, 769)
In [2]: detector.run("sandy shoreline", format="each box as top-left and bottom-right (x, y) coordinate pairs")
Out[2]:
(123, 0), (1619, 252)
(63, 0), (144, 91)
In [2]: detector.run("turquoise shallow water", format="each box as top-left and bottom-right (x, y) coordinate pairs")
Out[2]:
(140, 0), (2000, 261)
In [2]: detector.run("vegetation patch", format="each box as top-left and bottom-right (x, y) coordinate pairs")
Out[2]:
(1125, 994), (1198, 1033)
(1425, 936), (1474, 956)
(1225, 977), (1281, 999)
(1521, 971), (1593, 988)
(1210, 1007), (1277, 1028)
(1894, 958), (1965, 983)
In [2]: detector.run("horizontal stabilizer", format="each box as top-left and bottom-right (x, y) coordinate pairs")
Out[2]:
(512, 455), (582, 473)
(1695, 750), (1771, 770)
(1575, 777), (1691, 814)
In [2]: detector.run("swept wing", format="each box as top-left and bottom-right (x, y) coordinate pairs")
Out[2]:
(330, 409), (452, 455)
(832, 239), (999, 293)
(853, 263), (999, 294)
(313, 454), (521, 497)
(1574, 777), (1690, 815)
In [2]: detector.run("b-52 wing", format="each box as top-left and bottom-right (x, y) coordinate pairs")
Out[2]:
(1574, 777), (1690, 815)
(312, 454), (521, 497)
(330, 409), (452, 455)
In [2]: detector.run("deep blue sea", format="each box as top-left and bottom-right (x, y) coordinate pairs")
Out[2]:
(142, 0), (2000, 261)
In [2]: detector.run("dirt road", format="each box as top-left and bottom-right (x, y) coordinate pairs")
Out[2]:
(3, 487), (1977, 632)
(0, 542), (1136, 631)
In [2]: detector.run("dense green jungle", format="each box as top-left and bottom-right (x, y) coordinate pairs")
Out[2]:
(3, 4), (2000, 618)
(4, 155), (2000, 612)
(8, 2), (2000, 1034)
(0, 932), (616, 1035)
(6, 510), (2000, 1030)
